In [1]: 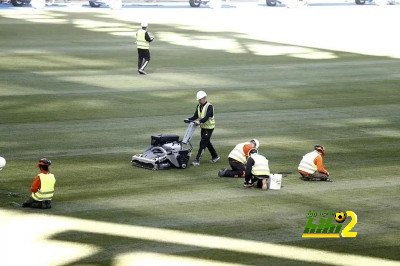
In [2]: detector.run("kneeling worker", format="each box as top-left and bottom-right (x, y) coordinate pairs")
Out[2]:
(243, 149), (270, 190)
(298, 144), (331, 181)
(218, 139), (259, 178)
(22, 158), (56, 209)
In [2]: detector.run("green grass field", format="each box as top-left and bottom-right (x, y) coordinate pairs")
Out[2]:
(1, 5), (400, 266)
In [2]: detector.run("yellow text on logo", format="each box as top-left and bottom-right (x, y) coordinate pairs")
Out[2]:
(302, 211), (357, 238)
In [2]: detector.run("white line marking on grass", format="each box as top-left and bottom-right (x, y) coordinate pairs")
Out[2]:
(2, 209), (399, 266)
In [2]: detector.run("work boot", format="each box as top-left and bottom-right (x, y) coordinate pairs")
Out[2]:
(218, 167), (227, 177)
(210, 156), (220, 163)
(191, 160), (200, 166)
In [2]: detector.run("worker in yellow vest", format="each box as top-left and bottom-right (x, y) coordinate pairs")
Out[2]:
(243, 149), (270, 190)
(298, 144), (331, 181)
(218, 139), (259, 177)
(185, 90), (219, 166)
(22, 158), (56, 209)
(136, 22), (154, 75)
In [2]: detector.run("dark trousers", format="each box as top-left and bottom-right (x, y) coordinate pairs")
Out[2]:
(300, 171), (329, 181)
(137, 48), (150, 70)
(22, 197), (52, 209)
(224, 158), (246, 177)
(196, 128), (217, 161)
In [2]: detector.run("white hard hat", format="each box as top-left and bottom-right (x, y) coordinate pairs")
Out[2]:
(0, 157), (6, 170)
(250, 139), (260, 149)
(196, 90), (207, 100)
(141, 22), (148, 28)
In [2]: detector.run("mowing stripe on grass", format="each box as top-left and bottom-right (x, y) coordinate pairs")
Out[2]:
(2, 209), (400, 266)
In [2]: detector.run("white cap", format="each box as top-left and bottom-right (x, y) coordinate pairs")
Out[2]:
(196, 90), (207, 100)
(141, 22), (148, 28)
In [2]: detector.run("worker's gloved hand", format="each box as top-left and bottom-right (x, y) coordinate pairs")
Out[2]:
(184, 119), (191, 123)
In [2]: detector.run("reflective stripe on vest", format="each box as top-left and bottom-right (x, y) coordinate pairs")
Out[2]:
(251, 154), (270, 176)
(228, 142), (247, 164)
(298, 150), (319, 174)
(197, 102), (215, 129)
(136, 29), (149, 49)
(32, 173), (56, 201)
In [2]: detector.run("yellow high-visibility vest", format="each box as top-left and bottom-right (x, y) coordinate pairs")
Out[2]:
(32, 173), (56, 201)
(228, 143), (247, 164)
(197, 102), (215, 129)
(251, 154), (270, 176)
(136, 29), (150, 49)
(298, 150), (319, 174)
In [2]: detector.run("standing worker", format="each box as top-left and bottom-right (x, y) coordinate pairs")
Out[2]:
(243, 149), (270, 190)
(218, 139), (259, 177)
(185, 90), (219, 166)
(136, 22), (154, 75)
(298, 144), (331, 181)
(22, 158), (56, 209)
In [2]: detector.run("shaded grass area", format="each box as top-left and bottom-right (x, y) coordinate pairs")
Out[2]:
(1, 9), (400, 265)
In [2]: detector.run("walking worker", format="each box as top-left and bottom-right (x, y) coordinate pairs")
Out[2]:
(185, 90), (219, 166)
(136, 21), (154, 75)
(22, 158), (56, 209)
(298, 144), (331, 182)
(218, 139), (259, 177)
(243, 149), (270, 190)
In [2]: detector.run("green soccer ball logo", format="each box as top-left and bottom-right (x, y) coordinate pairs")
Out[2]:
(335, 212), (346, 223)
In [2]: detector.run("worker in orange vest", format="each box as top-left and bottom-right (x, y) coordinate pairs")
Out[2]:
(22, 158), (56, 209)
(298, 144), (331, 182)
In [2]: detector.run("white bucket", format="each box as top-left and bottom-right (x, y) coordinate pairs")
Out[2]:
(31, 0), (46, 9)
(109, 0), (122, 9)
(268, 174), (282, 190)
